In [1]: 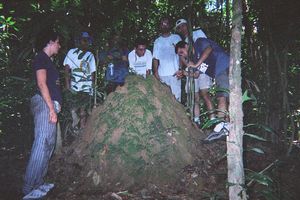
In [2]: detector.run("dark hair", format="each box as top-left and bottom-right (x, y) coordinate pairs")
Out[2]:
(35, 29), (60, 51)
(134, 37), (147, 48)
(160, 16), (171, 23)
(175, 40), (187, 54)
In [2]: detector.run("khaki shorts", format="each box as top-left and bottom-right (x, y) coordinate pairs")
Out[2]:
(185, 73), (213, 92)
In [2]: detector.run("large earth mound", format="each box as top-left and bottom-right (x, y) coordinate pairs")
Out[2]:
(51, 75), (226, 197)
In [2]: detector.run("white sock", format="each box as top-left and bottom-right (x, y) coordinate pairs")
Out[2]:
(214, 122), (225, 132)
(194, 117), (200, 122)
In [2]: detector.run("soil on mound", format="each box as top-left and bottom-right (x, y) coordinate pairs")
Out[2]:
(50, 75), (227, 197)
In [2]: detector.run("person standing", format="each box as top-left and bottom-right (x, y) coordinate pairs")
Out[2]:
(153, 17), (182, 102)
(175, 18), (215, 126)
(128, 37), (152, 78)
(23, 30), (61, 199)
(64, 32), (96, 129)
(175, 39), (230, 143)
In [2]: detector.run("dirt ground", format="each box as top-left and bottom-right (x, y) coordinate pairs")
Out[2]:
(1, 127), (300, 200)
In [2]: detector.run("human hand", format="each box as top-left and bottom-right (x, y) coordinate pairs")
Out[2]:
(174, 70), (184, 79)
(49, 109), (57, 123)
(193, 71), (200, 78)
(187, 61), (196, 68)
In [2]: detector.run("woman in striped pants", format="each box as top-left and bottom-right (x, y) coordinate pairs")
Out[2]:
(22, 30), (62, 199)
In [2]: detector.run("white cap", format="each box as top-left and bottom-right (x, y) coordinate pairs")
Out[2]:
(175, 19), (187, 28)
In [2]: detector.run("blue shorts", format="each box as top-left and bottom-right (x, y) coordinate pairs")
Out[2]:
(215, 70), (229, 98)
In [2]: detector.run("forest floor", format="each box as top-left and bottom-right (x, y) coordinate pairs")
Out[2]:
(1, 126), (300, 200)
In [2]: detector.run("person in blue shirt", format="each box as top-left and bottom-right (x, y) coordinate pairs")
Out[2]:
(23, 29), (61, 199)
(100, 33), (129, 94)
(175, 39), (230, 143)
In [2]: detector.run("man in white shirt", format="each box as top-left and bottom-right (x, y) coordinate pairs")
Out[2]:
(63, 32), (96, 128)
(128, 38), (152, 78)
(175, 18), (215, 126)
(153, 17), (182, 102)
(64, 32), (96, 94)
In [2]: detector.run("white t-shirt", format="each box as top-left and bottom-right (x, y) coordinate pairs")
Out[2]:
(185, 29), (207, 43)
(128, 49), (152, 78)
(63, 48), (96, 93)
(153, 34), (181, 76)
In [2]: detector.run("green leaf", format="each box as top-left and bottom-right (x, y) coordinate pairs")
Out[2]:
(9, 21), (16, 25)
(242, 90), (253, 103)
(216, 87), (230, 94)
(201, 118), (223, 129)
(246, 170), (273, 186)
(13, 26), (19, 31)
(9, 76), (28, 82)
(246, 147), (265, 154)
(244, 133), (267, 141)
(244, 124), (276, 135)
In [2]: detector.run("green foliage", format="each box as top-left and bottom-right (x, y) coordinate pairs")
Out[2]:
(0, 0), (299, 198)
(242, 90), (256, 104)
(244, 133), (267, 142)
(245, 166), (280, 200)
(245, 147), (264, 154)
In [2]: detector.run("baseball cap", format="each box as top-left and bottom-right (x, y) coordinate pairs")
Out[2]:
(81, 32), (91, 38)
(80, 32), (92, 44)
(175, 19), (187, 28)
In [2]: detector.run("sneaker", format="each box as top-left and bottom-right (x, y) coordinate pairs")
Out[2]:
(203, 123), (229, 144)
(38, 183), (54, 193)
(193, 117), (201, 128)
(23, 188), (47, 199)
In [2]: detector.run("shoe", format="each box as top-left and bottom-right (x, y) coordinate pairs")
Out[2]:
(23, 188), (47, 199)
(193, 117), (201, 128)
(38, 183), (54, 193)
(203, 123), (229, 144)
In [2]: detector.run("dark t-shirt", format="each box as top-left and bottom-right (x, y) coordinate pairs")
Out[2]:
(193, 38), (229, 77)
(33, 51), (62, 104)
(107, 47), (129, 69)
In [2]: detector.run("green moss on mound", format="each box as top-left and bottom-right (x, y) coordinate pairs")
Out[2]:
(66, 75), (199, 191)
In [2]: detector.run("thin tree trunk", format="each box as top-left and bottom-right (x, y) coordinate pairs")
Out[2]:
(226, 0), (230, 27)
(227, 0), (247, 199)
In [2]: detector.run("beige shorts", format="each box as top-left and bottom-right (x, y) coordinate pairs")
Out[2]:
(186, 73), (213, 92)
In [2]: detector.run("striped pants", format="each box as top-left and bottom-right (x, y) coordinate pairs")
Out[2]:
(23, 94), (57, 195)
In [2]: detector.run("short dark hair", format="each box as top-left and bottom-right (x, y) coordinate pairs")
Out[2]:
(175, 40), (187, 54)
(35, 29), (60, 51)
(160, 16), (171, 23)
(134, 37), (147, 48)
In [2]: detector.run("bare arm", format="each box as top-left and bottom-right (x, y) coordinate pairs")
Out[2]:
(36, 69), (57, 123)
(189, 46), (212, 68)
(179, 56), (187, 69)
(152, 58), (160, 80)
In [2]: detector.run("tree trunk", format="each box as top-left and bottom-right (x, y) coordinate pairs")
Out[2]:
(227, 0), (247, 199)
